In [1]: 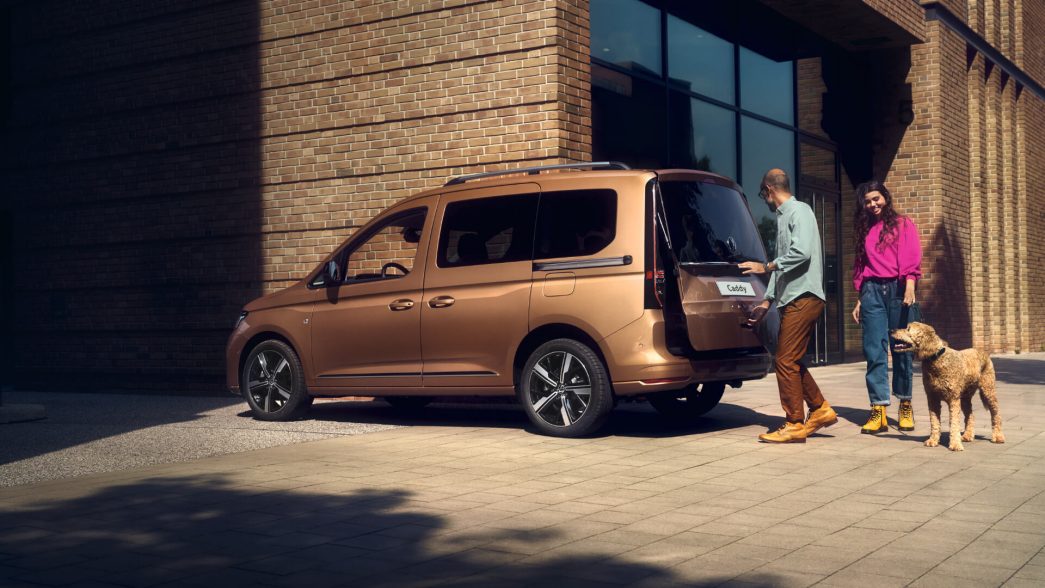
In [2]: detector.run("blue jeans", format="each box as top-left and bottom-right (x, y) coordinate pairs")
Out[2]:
(860, 280), (919, 405)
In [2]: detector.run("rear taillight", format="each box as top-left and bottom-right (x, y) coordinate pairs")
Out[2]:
(644, 179), (662, 309)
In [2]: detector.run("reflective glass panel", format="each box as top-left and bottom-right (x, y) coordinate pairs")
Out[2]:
(741, 116), (795, 255)
(668, 93), (736, 179)
(660, 181), (766, 264)
(740, 47), (794, 124)
(590, 0), (662, 76)
(592, 64), (667, 167)
(437, 194), (538, 268)
(667, 16), (734, 104)
(535, 190), (618, 260)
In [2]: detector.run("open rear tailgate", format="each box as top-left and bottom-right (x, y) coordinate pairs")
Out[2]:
(676, 263), (765, 351)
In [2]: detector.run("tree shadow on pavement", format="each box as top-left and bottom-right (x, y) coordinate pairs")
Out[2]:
(0, 475), (783, 587)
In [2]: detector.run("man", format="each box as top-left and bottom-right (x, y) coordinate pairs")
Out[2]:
(739, 169), (837, 443)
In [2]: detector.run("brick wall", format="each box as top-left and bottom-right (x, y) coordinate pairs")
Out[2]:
(3, 0), (592, 392)
(4, 0), (1043, 394)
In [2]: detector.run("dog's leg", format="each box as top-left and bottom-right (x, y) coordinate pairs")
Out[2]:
(978, 359), (1004, 443)
(947, 398), (964, 451)
(961, 391), (975, 443)
(925, 390), (942, 447)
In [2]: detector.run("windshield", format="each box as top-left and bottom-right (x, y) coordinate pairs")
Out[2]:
(659, 180), (767, 264)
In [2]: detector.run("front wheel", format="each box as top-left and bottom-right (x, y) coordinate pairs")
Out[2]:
(242, 340), (312, 421)
(648, 382), (726, 420)
(518, 338), (613, 438)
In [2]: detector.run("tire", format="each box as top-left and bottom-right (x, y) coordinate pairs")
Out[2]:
(648, 382), (726, 420)
(383, 396), (434, 411)
(518, 338), (613, 438)
(241, 340), (312, 421)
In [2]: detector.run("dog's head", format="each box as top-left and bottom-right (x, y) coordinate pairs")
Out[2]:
(891, 322), (947, 360)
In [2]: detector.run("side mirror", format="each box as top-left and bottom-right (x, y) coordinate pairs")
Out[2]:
(325, 260), (341, 285)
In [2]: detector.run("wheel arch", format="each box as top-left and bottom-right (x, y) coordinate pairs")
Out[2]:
(238, 331), (299, 389)
(513, 323), (612, 392)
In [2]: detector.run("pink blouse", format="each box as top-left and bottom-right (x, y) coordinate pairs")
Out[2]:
(853, 216), (922, 292)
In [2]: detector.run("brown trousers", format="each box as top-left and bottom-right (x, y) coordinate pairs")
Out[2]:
(775, 295), (826, 423)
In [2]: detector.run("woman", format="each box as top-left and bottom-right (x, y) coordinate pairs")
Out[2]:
(851, 181), (922, 434)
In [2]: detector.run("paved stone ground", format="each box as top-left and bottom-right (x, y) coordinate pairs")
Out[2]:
(1, 353), (1043, 587)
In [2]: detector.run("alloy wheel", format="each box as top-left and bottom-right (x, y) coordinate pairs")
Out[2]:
(247, 349), (294, 413)
(527, 351), (592, 427)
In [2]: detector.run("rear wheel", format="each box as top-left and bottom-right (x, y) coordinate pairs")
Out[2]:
(518, 338), (612, 437)
(648, 382), (726, 420)
(383, 396), (433, 411)
(242, 340), (312, 421)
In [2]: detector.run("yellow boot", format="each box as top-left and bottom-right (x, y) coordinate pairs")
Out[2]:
(758, 422), (808, 443)
(861, 405), (888, 434)
(898, 400), (915, 431)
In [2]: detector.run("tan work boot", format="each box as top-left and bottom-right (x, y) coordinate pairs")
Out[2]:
(898, 400), (915, 431)
(861, 405), (888, 434)
(804, 401), (838, 436)
(759, 422), (808, 443)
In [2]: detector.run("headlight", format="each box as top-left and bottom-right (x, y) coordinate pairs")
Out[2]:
(235, 311), (248, 328)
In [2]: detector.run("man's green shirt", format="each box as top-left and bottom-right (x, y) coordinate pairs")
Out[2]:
(765, 197), (825, 306)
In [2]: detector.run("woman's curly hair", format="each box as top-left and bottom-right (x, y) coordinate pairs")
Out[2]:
(853, 180), (901, 269)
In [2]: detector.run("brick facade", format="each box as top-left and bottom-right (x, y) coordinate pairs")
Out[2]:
(2, 0), (1042, 392)
(3, 0), (591, 391)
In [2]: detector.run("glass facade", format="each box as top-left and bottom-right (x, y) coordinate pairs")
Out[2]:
(590, 0), (798, 253)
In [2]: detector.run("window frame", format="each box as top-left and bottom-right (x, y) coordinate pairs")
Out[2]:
(590, 0), (817, 196)
(533, 188), (619, 261)
(309, 206), (429, 288)
(435, 193), (540, 269)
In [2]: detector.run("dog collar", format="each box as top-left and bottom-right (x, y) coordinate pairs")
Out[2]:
(929, 347), (947, 360)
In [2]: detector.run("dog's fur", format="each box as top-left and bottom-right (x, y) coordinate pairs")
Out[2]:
(891, 322), (1004, 451)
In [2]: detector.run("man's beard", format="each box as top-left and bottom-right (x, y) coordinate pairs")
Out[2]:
(765, 200), (777, 213)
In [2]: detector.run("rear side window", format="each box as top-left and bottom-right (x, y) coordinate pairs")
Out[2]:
(534, 189), (617, 259)
(437, 194), (538, 267)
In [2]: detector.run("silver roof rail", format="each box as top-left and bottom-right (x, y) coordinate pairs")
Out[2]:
(444, 161), (631, 186)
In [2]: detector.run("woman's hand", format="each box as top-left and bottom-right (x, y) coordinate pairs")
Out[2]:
(851, 301), (861, 324)
(903, 279), (916, 306)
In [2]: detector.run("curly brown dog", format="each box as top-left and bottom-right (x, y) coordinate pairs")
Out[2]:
(891, 322), (1004, 451)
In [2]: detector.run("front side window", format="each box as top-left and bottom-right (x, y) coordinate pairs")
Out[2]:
(341, 209), (426, 283)
(534, 189), (617, 259)
(437, 194), (538, 268)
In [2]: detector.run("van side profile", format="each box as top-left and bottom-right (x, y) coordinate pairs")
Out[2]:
(226, 163), (774, 437)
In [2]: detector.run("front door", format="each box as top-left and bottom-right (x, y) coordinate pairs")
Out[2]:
(309, 200), (434, 389)
(421, 185), (540, 389)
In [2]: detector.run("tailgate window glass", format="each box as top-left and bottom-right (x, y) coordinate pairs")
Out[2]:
(660, 181), (766, 264)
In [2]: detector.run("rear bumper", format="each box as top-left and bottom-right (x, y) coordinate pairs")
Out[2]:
(601, 309), (770, 397)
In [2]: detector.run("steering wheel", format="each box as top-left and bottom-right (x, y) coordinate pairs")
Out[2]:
(381, 262), (409, 277)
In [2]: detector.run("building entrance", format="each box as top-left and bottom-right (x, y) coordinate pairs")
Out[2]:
(797, 138), (845, 365)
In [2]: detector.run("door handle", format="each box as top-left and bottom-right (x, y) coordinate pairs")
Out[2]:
(428, 296), (455, 308)
(388, 299), (415, 311)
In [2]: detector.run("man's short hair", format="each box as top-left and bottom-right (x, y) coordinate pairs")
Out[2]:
(764, 170), (790, 193)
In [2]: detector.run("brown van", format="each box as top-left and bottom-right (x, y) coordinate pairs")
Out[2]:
(225, 163), (774, 437)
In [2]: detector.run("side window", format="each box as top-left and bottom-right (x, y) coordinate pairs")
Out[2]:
(534, 189), (617, 259)
(437, 194), (538, 268)
(342, 209), (426, 283)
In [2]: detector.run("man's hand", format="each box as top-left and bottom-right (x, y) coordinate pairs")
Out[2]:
(745, 300), (771, 328)
(739, 261), (766, 275)
(852, 301), (861, 324)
